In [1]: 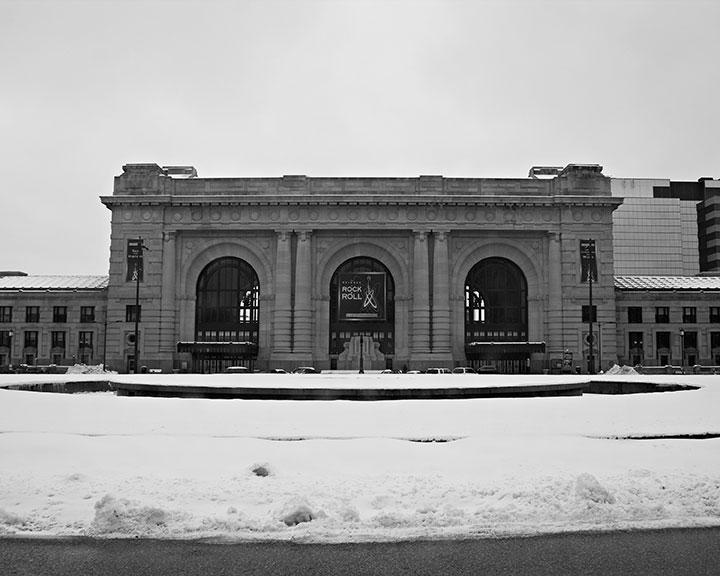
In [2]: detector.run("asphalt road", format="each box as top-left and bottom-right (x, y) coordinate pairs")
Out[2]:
(2, 527), (719, 576)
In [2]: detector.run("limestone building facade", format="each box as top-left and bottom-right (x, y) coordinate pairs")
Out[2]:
(96, 162), (621, 373)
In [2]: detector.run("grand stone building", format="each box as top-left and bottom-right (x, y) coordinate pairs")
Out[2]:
(94, 162), (621, 373)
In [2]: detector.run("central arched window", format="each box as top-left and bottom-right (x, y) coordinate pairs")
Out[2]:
(195, 257), (259, 343)
(329, 257), (395, 356)
(465, 257), (527, 343)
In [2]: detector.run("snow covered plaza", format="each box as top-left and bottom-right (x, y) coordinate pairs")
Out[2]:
(0, 372), (719, 542)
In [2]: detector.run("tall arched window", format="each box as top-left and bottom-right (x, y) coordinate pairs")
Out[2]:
(329, 257), (395, 356)
(195, 257), (259, 343)
(464, 257), (527, 343)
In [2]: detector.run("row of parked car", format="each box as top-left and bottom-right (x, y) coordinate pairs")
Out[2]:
(225, 366), (498, 374)
(383, 366), (498, 374)
(224, 366), (318, 374)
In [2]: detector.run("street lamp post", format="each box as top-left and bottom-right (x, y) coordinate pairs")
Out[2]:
(7, 330), (12, 369)
(359, 333), (364, 374)
(680, 329), (685, 372)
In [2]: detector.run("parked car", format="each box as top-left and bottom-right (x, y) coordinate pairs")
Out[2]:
(293, 366), (318, 374)
(225, 366), (250, 374)
(477, 365), (498, 374)
(268, 368), (287, 374)
(452, 367), (477, 374)
(425, 367), (451, 374)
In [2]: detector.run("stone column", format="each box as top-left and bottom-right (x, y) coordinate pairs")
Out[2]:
(272, 231), (292, 356)
(432, 230), (452, 355)
(412, 230), (431, 355)
(159, 231), (177, 364)
(547, 232), (563, 356)
(293, 230), (313, 358)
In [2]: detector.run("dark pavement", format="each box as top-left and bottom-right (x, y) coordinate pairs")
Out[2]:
(2, 527), (719, 576)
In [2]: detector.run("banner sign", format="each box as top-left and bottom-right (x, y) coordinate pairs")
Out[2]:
(579, 239), (597, 282)
(338, 273), (386, 321)
(126, 238), (145, 282)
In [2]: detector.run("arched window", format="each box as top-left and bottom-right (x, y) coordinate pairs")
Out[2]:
(329, 257), (395, 356)
(464, 257), (527, 343)
(195, 257), (259, 343)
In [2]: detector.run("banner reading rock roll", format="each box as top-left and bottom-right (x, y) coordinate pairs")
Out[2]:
(338, 272), (386, 320)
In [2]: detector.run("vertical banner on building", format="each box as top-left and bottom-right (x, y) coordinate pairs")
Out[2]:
(126, 238), (145, 282)
(579, 239), (597, 282)
(338, 273), (386, 320)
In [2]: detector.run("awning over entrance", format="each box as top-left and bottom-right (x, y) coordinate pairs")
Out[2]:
(177, 341), (258, 356)
(465, 341), (546, 360)
(177, 341), (259, 373)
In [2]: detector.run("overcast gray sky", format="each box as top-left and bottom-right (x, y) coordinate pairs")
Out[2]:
(1, 0), (718, 276)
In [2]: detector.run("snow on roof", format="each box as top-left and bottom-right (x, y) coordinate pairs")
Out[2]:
(615, 275), (720, 291)
(0, 275), (109, 290)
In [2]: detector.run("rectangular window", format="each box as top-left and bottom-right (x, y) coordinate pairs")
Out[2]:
(126, 305), (141, 323)
(629, 331), (644, 365)
(711, 307), (720, 323)
(53, 306), (67, 323)
(581, 305), (597, 323)
(711, 332), (720, 349)
(78, 331), (94, 349)
(627, 307), (643, 323)
(51, 331), (66, 349)
(0, 330), (11, 347)
(25, 306), (40, 323)
(656, 331), (671, 365)
(656, 331), (671, 350)
(0, 306), (12, 323)
(80, 306), (95, 323)
(655, 307), (670, 323)
(682, 307), (697, 323)
(24, 331), (38, 348)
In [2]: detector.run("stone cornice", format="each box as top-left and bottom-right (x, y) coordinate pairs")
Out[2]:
(101, 195), (623, 209)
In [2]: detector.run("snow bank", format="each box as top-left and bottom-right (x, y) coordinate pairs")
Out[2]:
(0, 373), (719, 541)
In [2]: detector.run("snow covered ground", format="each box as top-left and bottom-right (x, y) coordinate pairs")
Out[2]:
(0, 373), (718, 542)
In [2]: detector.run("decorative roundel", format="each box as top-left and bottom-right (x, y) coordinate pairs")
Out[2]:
(123, 211), (133, 221)
(427, 209), (437, 221)
(406, 209), (417, 221)
(191, 210), (203, 221)
(329, 210), (339, 221)
(230, 210), (241, 221)
(210, 210), (221, 221)
(445, 209), (456, 221)
(572, 210), (584, 222)
(309, 210), (319, 221)
(592, 210), (602, 222)
(485, 210), (495, 221)
(142, 210), (153, 221)
(289, 210), (300, 221)
(465, 210), (476, 221)
(173, 211), (183, 222)
(270, 209), (280, 221)
(522, 209), (533, 222)
(387, 208), (398, 221)
(542, 209), (552, 222)
(347, 209), (359, 221)
(367, 209), (378, 221)
(250, 210), (260, 221)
